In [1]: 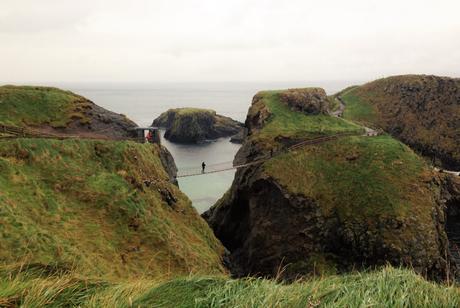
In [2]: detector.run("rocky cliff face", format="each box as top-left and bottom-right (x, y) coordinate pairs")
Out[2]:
(152, 108), (243, 143)
(159, 145), (179, 185)
(205, 89), (457, 281)
(341, 75), (460, 170)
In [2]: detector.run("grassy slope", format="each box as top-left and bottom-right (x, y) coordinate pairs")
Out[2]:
(339, 75), (460, 168)
(0, 85), (92, 128)
(247, 90), (441, 269)
(0, 139), (224, 279)
(255, 90), (363, 142)
(341, 90), (378, 126)
(256, 90), (433, 220)
(265, 135), (432, 222)
(1, 266), (459, 307)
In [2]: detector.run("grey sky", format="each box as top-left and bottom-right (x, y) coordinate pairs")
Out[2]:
(1, 0), (459, 83)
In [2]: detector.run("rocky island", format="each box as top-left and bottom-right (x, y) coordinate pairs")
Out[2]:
(152, 108), (244, 143)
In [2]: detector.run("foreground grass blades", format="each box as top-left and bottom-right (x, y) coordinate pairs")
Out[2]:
(1, 266), (459, 307)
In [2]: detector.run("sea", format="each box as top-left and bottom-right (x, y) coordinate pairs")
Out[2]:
(54, 81), (356, 213)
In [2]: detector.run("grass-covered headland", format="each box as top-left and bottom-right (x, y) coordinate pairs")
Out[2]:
(0, 139), (224, 279)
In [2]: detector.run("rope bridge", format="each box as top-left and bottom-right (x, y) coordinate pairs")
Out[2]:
(176, 131), (363, 178)
(176, 159), (266, 178)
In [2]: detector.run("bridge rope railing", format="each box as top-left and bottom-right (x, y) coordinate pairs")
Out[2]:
(176, 131), (365, 178)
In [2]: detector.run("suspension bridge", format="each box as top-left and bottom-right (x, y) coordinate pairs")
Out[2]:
(3, 123), (458, 179)
(176, 131), (367, 178)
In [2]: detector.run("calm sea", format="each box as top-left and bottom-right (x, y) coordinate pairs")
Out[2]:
(55, 81), (355, 213)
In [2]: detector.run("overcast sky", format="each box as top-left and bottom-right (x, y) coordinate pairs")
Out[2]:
(1, 0), (459, 83)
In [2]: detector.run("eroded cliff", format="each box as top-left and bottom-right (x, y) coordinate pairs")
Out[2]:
(205, 88), (457, 281)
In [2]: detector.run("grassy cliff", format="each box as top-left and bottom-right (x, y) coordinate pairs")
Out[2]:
(340, 75), (460, 169)
(0, 138), (225, 279)
(0, 85), (136, 138)
(0, 85), (90, 128)
(206, 88), (450, 280)
(255, 90), (363, 141)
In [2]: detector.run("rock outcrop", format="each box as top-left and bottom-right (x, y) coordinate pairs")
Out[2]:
(205, 88), (457, 281)
(159, 145), (179, 185)
(341, 75), (460, 170)
(279, 88), (329, 115)
(152, 108), (243, 144)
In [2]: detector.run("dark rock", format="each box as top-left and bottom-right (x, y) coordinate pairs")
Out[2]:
(279, 88), (329, 115)
(158, 146), (179, 186)
(230, 128), (247, 144)
(203, 89), (457, 281)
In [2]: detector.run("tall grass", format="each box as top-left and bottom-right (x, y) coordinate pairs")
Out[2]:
(1, 266), (459, 307)
(0, 139), (225, 280)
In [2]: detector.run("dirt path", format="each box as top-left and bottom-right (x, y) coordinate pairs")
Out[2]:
(331, 96), (346, 117)
(332, 96), (378, 137)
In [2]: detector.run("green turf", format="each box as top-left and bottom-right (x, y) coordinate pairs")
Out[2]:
(255, 90), (363, 142)
(0, 138), (224, 279)
(0, 85), (91, 128)
(341, 90), (378, 126)
(264, 134), (429, 220)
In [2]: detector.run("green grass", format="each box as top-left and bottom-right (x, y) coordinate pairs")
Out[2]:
(0, 138), (224, 279)
(327, 95), (340, 112)
(0, 85), (91, 128)
(255, 91), (363, 142)
(341, 90), (377, 126)
(174, 108), (215, 116)
(262, 133), (439, 263)
(264, 134), (430, 220)
(1, 266), (459, 307)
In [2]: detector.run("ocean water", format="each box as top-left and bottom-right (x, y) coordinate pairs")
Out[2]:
(58, 81), (354, 213)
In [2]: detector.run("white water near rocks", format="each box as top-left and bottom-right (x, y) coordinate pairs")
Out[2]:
(56, 81), (355, 213)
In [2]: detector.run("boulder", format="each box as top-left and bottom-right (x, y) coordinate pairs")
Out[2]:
(279, 88), (329, 115)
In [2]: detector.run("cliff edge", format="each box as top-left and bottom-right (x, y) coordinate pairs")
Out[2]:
(204, 87), (457, 281)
